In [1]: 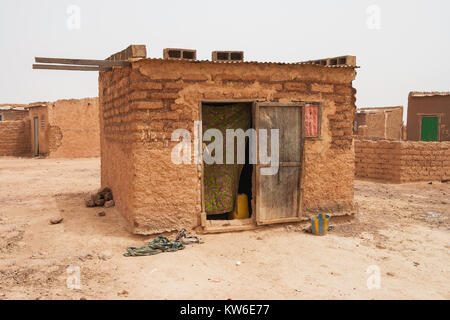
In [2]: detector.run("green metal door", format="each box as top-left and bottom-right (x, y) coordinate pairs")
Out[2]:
(421, 117), (438, 141)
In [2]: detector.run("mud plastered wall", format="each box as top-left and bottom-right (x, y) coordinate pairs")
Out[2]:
(99, 59), (357, 234)
(0, 120), (31, 156)
(46, 98), (100, 158)
(355, 139), (450, 182)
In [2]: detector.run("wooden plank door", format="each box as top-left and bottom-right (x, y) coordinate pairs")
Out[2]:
(254, 102), (304, 225)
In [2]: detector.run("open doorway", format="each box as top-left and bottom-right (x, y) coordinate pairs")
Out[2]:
(201, 101), (254, 225)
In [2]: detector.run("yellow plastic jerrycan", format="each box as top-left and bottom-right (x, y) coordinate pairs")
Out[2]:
(230, 194), (249, 219)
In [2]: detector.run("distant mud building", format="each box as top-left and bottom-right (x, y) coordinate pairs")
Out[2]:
(355, 106), (404, 140)
(0, 105), (29, 121)
(406, 92), (450, 142)
(354, 89), (450, 183)
(27, 98), (100, 158)
(355, 92), (450, 182)
(0, 98), (100, 158)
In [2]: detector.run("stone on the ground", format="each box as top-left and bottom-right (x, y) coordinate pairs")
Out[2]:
(104, 200), (115, 208)
(49, 217), (63, 225)
(95, 198), (105, 206)
(118, 290), (129, 296)
(98, 211), (106, 217)
(85, 198), (95, 207)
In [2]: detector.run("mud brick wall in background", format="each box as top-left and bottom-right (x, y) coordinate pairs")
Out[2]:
(355, 138), (450, 182)
(0, 109), (29, 121)
(99, 59), (357, 234)
(0, 120), (31, 156)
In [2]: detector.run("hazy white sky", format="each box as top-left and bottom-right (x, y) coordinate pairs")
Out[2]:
(1, 0), (449, 121)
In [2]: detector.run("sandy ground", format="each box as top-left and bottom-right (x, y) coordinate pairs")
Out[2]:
(0, 157), (449, 300)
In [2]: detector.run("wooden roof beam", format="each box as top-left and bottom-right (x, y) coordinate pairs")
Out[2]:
(35, 57), (130, 67)
(32, 64), (112, 71)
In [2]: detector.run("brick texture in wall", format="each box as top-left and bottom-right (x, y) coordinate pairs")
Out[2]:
(99, 59), (357, 234)
(0, 120), (31, 157)
(355, 138), (450, 182)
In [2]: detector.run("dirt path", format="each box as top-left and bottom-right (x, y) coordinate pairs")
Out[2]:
(0, 157), (449, 300)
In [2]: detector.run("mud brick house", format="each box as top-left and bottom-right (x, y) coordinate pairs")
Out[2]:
(98, 50), (358, 235)
(0, 105), (29, 122)
(407, 92), (450, 141)
(26, 97), (100, 158)
(355, 106), (404, 140)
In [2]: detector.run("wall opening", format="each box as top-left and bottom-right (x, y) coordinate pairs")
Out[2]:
(201, 102), (254, 223)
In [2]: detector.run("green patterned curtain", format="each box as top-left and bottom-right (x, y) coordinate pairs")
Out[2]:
(202, 104), (252, 215)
